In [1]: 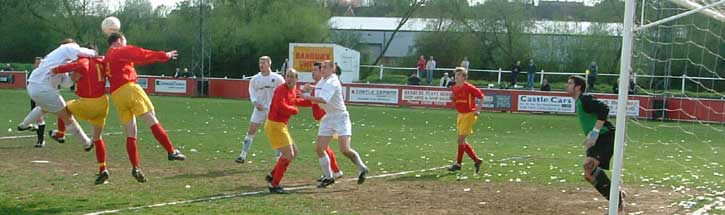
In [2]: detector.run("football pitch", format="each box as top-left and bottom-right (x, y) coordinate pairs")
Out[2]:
(0, 89), (722, 214)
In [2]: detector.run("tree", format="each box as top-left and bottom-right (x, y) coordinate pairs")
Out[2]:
(372, 0), (425, 66)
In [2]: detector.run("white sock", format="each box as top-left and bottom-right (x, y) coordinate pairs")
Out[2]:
(318, 153), (333, 179)
(348, 149), (368, 172)
(21, 107), (44, 127)
(66, 120), (90, 147)
(239, 135), (254, 158)
(37, 116), (45, 126)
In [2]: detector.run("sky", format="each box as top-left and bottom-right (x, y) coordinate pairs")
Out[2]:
(126, 0), (603, 10)
(147, 0), (184, 9)
(471, 0), (602, 7)
(144, 0), (602, 9)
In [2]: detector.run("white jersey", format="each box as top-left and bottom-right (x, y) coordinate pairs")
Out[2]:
(28, 43), (96, 90)
(248, 71), (284, 109)
(315, 74), (346, 114)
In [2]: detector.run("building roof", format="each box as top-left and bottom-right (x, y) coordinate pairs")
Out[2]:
(329, 16), (623, 36)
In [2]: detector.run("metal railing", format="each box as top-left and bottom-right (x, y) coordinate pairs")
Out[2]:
(360, 65), (724, 95)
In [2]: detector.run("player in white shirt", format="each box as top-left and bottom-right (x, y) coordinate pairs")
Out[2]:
(302, 60), (368, 188)
(17, 39), (95, 150)
(235, 56), (285, 163)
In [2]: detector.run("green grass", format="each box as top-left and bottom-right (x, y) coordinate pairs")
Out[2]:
(0, 88), (722, 214)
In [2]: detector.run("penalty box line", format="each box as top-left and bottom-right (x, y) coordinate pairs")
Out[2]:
(84, 166), (448, 215)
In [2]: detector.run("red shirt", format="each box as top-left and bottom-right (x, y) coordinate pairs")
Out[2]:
(52, 57), (106, 98)
(417, 59), (426, 70)
(296, 88), (326, 121)
(452, 82), (484, 113)
(105, 45), (169, 92)
(268, 83), (299, 124)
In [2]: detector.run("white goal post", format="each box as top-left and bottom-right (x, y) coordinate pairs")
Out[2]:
(670, 0), (725, 22)
(609, 1), (724, 215)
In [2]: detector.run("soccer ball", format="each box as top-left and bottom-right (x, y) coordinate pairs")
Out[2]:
(101, 16), (121, 35)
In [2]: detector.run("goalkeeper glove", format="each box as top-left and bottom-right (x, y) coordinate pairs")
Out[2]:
(584, 128), (600, 148)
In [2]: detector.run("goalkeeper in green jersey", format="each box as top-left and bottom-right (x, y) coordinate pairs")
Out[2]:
(566, 75), (626, 213)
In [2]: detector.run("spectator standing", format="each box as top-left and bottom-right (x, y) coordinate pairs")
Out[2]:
(417, 55), (426, 78)
(587, 61), (598, 92)
(280, 58), (289, 76)
(510, 61), (521, 88)
(527, 59), (536, 90)
(461, 57), (470, 71)
(334, 62), (342, 78)
(426, 56), (436, 85)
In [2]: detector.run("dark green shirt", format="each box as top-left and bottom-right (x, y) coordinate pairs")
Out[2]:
(576, 95), (614, 135)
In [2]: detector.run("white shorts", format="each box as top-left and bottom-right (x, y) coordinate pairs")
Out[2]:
(250, 108), (269, 124)
(319, 111), (352, 136)
(27, 84), (65, 113)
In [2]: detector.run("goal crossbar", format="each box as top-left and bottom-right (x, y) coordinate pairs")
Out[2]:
(636, 0), (725, 32)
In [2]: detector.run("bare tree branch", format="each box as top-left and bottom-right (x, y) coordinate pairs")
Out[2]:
(372, 0), (425, 65)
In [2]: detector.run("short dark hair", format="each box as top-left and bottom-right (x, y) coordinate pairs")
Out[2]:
(82, 43), (97, 51)
(107, 32), (124, 46)
(568, 75), (587, 92)
(313, 61), (321, 68)
(60, 38), (75, 45)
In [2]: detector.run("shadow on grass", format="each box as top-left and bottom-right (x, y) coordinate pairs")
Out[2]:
(163, 169), (257, 180)
(294, 187), (357, 195)
(388, 172), (456, 182)
(0, 202), (66, 215)
(0, 145), (32, 150)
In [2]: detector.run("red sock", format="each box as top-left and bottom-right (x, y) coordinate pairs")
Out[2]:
(95, 139), (107, 172)
(126, 137), (140, 167)
(150, 123), (174, 153)
(271, 157), (291, 187)
(464, 143), (481, 163)
(56, 118), (65, 138)
(326, 146), (340, 173)
(456, 144), (465, 164)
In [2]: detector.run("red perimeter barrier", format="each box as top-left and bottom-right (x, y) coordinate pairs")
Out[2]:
(203, 78), (724, 123)
(0, 71), (27, 89)
(208, 78), (249, 99)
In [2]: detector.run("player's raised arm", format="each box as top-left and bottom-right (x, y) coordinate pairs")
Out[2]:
(117, 46), (170, 66)
(52, 58), (89, 74)
(67, 43), (97, 58)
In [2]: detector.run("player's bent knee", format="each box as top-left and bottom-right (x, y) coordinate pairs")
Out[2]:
(315, 148), (327, 157)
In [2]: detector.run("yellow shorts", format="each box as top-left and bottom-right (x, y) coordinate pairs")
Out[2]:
(457, 112), (478, 136)
(265, 120), (293, 149)
(110, 83), (154, 124)
(67, 95), (109, 127)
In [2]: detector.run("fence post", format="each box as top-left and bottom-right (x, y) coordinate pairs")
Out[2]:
(540, 69), (544, 84)
(497, 68), (502, 85)
(379, 64), (384, 80)
(681, 74), (686, 94)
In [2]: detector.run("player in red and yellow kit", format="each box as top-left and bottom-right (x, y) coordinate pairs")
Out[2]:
(447, 67), (484, 174)
(264, 69), (301, 194)
(105, 32), (185, 183)
(297, 62), (343, 181)
(52, 52), (111, 184)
